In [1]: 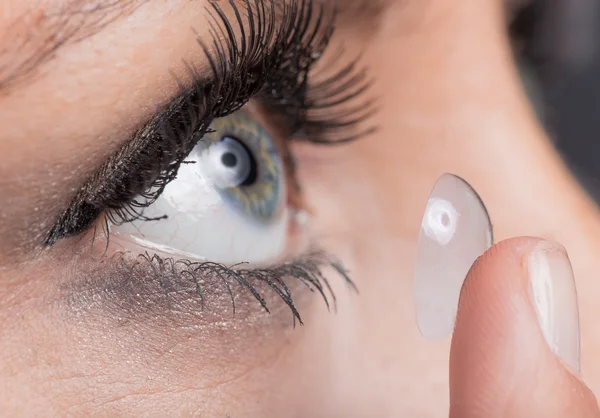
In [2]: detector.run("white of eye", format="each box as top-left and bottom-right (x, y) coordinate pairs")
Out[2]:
(109, 138), (288, 265)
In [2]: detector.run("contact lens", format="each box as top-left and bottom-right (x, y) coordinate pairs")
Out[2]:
(414, 174), (493, 339)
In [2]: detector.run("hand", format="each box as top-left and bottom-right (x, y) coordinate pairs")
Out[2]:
(449, 237), (600, 417)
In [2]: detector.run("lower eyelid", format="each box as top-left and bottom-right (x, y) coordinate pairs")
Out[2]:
(60, 245), (354, 329)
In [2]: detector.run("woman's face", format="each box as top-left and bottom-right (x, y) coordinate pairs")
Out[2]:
(2, 0), (600, 416)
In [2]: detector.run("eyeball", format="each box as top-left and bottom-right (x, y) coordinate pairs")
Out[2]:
(110, 110), (290, 265)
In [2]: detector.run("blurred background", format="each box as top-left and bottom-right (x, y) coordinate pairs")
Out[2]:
(510, 0), (600, 199)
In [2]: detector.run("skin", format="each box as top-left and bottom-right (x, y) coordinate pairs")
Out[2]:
(1, 0), (600, 416)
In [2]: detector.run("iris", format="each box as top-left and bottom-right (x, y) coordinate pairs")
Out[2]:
(199, 111), (285, 223)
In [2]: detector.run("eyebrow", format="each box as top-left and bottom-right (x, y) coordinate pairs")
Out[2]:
(0, 0), (148, 92)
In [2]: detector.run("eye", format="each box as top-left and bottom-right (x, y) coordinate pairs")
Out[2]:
(110, 110), (293, 265)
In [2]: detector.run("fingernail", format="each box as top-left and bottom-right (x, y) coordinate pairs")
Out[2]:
(414, 174), (493, 339)
(527, 241), (580, 373)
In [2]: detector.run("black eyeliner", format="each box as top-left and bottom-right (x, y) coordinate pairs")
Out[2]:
(45, 0), (373, 245)
(41, 0), (375, 323)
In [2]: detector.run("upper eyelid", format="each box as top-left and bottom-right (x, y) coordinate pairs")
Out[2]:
(44, 0), (344, 245)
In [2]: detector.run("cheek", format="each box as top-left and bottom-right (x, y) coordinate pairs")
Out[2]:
(294, 137), (455, 413)
(294, 135), (424, 335)
(0, 261), (321, 415)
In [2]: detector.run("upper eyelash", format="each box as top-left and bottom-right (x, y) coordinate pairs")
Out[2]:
(45, 0), (374, 245)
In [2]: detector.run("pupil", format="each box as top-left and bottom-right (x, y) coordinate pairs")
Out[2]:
(218, 136), (258, 187)
(221, 152), (238, 168)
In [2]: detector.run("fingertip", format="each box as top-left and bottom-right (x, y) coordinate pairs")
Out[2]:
(457, 236), (544, 317)
(450, 238), (541, 416)
(450, 237), (599, 417)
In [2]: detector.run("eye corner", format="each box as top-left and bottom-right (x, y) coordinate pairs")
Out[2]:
(44, 201), (104, 246)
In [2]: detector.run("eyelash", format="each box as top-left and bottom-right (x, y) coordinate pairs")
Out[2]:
(110, 0), (374, 226)
(103, 249), (357, 326)
(47, 0), (373, 323)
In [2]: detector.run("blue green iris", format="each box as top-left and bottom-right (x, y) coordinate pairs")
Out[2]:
(201, 111), (285, 223)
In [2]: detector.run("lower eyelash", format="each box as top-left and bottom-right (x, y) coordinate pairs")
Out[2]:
(88, 248), (356, 326)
